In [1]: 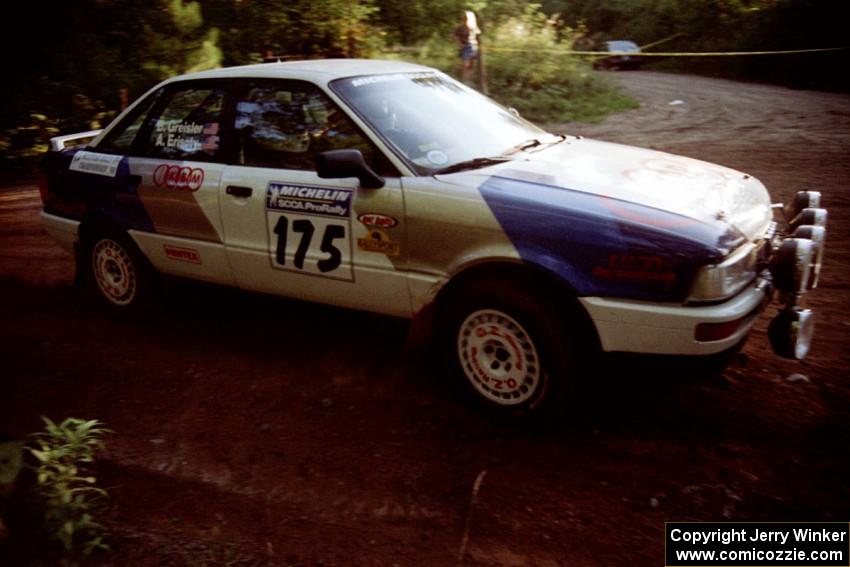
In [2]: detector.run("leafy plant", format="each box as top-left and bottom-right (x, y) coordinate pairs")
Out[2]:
(26, 417), (111, 558)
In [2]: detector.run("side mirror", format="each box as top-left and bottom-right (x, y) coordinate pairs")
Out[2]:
(316, 149), (385, 189)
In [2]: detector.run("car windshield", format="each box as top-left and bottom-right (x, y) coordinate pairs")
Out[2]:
(330, 72), (553, 175)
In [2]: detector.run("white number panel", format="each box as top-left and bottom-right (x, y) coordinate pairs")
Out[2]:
(265, 182), (354, 281)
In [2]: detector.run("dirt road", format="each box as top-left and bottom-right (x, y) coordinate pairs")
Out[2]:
(2, 72), (849, 566)
(552, 70), (850, 393)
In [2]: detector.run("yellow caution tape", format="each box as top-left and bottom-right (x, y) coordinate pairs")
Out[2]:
(638, 33), (686, 51)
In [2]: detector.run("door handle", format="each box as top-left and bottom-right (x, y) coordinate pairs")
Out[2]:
(226, 185), (252, 198)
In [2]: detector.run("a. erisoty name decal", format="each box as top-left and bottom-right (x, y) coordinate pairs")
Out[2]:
(266, 183), (351, 218)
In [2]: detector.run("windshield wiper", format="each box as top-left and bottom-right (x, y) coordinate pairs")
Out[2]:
(504, 138), (543, 155)
(433, 156), (512, 175)
(432, 135), (568, 175)
(502, 134), (568, 156)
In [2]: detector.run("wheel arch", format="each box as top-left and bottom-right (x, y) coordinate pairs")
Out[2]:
(429, 259), (604, 419)
(79, 209), (129, 239)
(429, 259), (602, 353)
(76, 212), (153, 280)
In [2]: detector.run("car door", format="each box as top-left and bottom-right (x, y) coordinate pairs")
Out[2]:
(94, 80), (234, 285)
(219, 79), (411, 317)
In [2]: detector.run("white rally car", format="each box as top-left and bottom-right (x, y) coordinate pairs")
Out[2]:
(40, 59), (827, 418)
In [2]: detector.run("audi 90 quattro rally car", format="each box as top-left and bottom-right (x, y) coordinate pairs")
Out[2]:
(40, 59), (827, 418)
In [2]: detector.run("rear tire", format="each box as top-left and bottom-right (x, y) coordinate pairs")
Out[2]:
(439, 278), (586, 422)
(83, 230), (154, 313)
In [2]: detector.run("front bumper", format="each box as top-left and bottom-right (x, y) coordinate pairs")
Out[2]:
(582, 190), (827, 360)
(580, 277), (771, 356)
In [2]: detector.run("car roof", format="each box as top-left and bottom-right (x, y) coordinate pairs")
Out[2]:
(606, 40), (640, 51)
(163, 59), (435, 87)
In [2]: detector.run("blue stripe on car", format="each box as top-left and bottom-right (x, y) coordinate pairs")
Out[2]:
(48, 149), (156, 232)
(478, 175), (742, 302)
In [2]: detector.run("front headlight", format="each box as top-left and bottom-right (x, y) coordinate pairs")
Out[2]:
(688, 243), (759, 302)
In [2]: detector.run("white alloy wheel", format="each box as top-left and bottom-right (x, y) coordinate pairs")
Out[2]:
(457, 309), (542, 406)
(91, 238), (137, 306)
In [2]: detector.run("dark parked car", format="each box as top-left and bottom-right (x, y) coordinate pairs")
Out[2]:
(593, 40), (643, 70)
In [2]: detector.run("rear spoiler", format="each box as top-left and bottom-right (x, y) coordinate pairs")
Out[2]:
(49, 129), (103, 152)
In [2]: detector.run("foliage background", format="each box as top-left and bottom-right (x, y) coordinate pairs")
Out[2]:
(0, 0), (846, 175)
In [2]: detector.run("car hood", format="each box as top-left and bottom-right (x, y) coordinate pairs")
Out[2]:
(439, 137), (773, 242)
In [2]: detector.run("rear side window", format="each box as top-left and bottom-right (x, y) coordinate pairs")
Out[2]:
(139, 86), (226, 161)
(97, 89), (162, 153)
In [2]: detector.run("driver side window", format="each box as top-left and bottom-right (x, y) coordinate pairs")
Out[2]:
(234, 81), (393, 174)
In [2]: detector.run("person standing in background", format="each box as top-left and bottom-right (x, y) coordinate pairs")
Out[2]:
(454, 10), (481, 85)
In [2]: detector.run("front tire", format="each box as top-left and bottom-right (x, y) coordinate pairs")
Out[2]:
(440, 279), (586, 421)
(456, 308), (546, 408)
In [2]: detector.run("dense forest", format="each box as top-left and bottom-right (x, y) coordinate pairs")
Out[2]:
(1, 0), (846, 172)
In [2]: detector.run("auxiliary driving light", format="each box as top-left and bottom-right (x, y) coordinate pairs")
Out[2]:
(785, 190), (821, 220)
(768, 307), (815, 360)
(769, 238), (814, 293)
(790, 207), (828, 231)
(792, 225), (826, 288)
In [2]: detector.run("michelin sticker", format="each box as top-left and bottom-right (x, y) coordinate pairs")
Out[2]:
(350, 72), (434, 87)
(69, 151), (123, 177)
(265, 183), (354, 281)
(267, 183), (352, 218)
